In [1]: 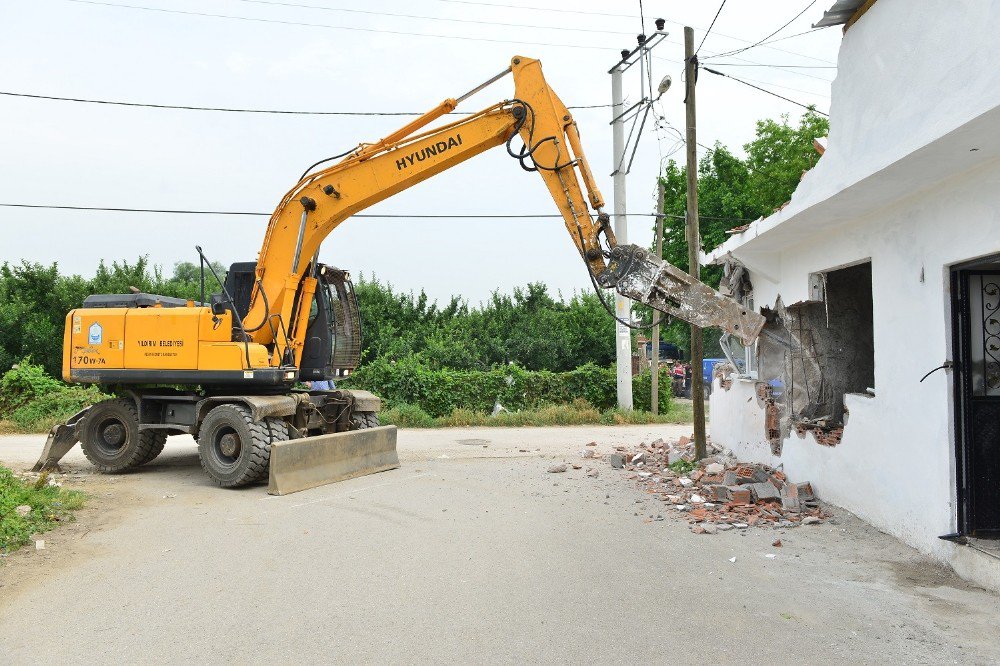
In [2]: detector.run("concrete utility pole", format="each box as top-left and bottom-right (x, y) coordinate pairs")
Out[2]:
(610, 65), (634, 411)
(651, 180), (665, 414)
(684, 26), (707, 461)
(608, 26), (669, 411)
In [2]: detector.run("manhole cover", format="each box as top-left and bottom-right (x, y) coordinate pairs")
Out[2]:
(457, 438), (490, 446)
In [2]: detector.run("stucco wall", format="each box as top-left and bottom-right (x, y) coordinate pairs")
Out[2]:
(710, 158), (1000, 581)
(794, 0), (1000, 213)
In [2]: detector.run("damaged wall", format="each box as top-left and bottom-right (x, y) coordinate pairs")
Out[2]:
(709, 158), (1000, 586)
(757, 262), (874, 444)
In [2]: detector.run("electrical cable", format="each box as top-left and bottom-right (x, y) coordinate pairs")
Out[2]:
(0, 90), (611, 115)
(60, 0), (610, 51)
(709, 63), (836, 69)
(1, 203), (757, 221)
(230, 0), (639, 36)
(696, 0), (727, 55)
(705, 0), (817, 60)
(702, 67), (828, 115)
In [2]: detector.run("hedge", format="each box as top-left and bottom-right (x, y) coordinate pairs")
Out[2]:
(341, 356), (672, 417)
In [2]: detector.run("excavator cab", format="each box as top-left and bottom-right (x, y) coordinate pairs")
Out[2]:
(299, 265), (362, 382)
(222, 261), (362, 382)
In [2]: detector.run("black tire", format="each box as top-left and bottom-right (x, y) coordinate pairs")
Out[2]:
(197, 404), (271, 487)
(350, 412), (380, 429)
(134, 431), (168, 466)
(79, 398), (164, 473)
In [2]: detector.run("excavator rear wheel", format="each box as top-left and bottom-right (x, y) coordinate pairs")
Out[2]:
(351, 412), (380, 430)
(79, 398), (164, 473)
(197, 404), (271, 487)
(134, 431), (168, 466)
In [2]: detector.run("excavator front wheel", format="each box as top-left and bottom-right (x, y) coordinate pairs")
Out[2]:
(79, 398), (165, 473)
(197, 404), (277, 487)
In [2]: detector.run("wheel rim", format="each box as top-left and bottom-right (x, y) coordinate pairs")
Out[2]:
(93, 416), (129, 457)
(212, 426), (242, 467)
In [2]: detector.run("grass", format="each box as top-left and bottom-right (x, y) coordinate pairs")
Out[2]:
(380, 398), (694, 429)
(0, 466), (85, 554)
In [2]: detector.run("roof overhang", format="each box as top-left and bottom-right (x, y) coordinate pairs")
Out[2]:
(814, 0), (872, 28)
(705, 105), (1000, 265)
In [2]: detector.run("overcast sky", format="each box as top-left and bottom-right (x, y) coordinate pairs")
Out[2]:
(0, 0), (840, 304)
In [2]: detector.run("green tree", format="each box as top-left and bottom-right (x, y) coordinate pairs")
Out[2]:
(652, 109), (829, 356)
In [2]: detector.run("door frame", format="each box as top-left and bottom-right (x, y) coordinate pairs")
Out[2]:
(950, 258), (1000, 537)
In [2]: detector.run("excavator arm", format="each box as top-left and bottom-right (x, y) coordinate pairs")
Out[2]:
(246, 56), (764, 366)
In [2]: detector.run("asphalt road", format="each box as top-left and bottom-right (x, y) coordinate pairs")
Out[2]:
(2, 426), (999, 664)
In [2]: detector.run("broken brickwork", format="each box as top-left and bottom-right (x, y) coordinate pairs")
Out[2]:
(750, 263), (875, 449)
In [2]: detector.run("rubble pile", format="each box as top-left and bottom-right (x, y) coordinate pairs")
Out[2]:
(610, 436), (828, 532)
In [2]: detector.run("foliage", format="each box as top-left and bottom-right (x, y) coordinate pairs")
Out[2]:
(342, 356), (618, 417)
(0, 258), (215, 377)
(0, 465), (85, 553)
(651, 110), (830, 357)
(378, 398), (692, 429)
(0, 361), (108, 433)
(631, 365), (674, 415)
(344, 355), (671, 418)
(668, 459), (698, 474)
(355, 277), (615, 372)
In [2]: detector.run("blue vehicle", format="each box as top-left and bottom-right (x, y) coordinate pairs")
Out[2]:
(703, 358), (746, 394)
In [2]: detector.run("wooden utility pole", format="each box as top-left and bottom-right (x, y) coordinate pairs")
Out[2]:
(684, 26), (707, 461)
(651, 180), (665, 414)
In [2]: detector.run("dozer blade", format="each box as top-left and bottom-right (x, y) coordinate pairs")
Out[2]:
(31, 407), (89, 472)
(267, 425), (399, 496)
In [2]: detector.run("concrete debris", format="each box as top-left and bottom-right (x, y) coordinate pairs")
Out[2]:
(615, 438), (828, 530)
(547, 464), (568, 473)
(15, 505), (31, 517)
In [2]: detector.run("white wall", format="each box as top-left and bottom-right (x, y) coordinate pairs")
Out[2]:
(796, 0), (1000, 214)
(710, 157), (1000, 588)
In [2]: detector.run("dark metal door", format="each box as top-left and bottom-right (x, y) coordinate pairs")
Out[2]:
(953, 270), (1000, 536)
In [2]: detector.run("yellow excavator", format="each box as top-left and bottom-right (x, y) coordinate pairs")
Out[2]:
(33, 56), (765, 494)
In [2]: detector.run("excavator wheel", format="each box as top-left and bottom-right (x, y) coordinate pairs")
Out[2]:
(134, 431), (168, 466)
(197, 404), (272, 487)
(79, 398), (165, 473)
(351, 412), (380, 430)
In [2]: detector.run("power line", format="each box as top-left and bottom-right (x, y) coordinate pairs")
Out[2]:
(709, 63), (836, 69)
(696, 0), (727, 55)
(60, 0), (609, 51)
(61, 0), (835, 78)
(228, 0), (637, 37)
(0, 203), (755, 223)
(702, 67), (828, 115)
(0, 90), (611, 115)
(705, 0), (817, 60)
(425, 0), (833, 65)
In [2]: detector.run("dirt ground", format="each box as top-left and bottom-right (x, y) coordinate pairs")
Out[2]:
(2, 425), (999, 664)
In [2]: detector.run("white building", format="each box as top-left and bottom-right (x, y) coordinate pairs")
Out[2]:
(705, 0), (1000, 591)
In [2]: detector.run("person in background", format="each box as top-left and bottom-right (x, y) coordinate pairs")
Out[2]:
(306, 379), (335, 391)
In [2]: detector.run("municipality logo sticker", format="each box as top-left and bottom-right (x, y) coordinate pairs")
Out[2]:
(88, 322), (103, 345)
